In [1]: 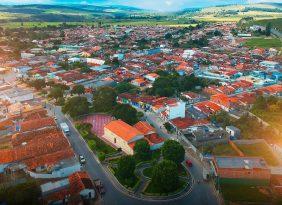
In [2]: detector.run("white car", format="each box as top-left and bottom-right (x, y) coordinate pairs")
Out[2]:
(79, 155), (86, 164)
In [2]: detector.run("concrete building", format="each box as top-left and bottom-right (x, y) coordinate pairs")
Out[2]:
(213, 156), (271, 186)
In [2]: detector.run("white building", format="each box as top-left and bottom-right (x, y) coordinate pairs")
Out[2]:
(259, 61), (280, 70)
(162, 100), (186, 121)
(182, 49), (196, 59)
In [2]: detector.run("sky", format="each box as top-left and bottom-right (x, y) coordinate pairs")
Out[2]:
(0, 0), (280, 11)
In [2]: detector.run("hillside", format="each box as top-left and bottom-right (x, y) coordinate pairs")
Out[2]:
(0, 4), (144, 23)
(186, 3), (282, 22)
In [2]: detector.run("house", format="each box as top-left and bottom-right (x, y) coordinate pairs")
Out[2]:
(131, 78), (147, 87)
(212, 156), (270, 186)
(259, 61), (280, 70)
(160, 100), (186, 121)
(41, 171), (95, 205)
(144, 73), (159, 82)
(181, 91), (205, 104)
(226, 126), (240, 140)
(0, 87), (34, 103)
(103, 120), (144, 155)
(103, 120), (164, 155)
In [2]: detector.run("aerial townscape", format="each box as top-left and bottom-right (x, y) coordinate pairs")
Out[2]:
(0, 1), (281, 205)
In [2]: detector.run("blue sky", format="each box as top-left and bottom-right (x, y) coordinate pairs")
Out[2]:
(0, 0), (280, 11)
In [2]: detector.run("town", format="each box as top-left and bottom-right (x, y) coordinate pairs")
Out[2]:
(0, 6), (281, 205)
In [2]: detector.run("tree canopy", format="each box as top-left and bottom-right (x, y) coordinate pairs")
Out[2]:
(162, 140), (185, 165)
(48, 86), (64, 101)
(0, 180), (40, 205)
(115, 81), (139, 94)
(151, 160), (179, 193)
(113, 104), (139, 125)
(134, 139), (151, 161)
(71, 84), (85, 95)
(116, 156), (136, 180)
(92, 86), (117, 113)
(62, 96), (89, 118)
(27, 79), (46, 90)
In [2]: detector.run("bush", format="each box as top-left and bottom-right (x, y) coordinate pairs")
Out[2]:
(98, 152), (106, 161)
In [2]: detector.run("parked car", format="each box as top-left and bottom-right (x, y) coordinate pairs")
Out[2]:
(186, 159), (193, 167)
(79, 155), (86, 164)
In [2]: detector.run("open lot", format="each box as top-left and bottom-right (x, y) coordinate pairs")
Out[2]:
(221, 184), (271, 203)
(244, 37), (282, 49)
(203, 143), (238, 156)
(236, 141), (279, 166)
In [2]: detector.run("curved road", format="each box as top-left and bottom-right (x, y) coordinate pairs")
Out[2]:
(50, 104), (219, 205)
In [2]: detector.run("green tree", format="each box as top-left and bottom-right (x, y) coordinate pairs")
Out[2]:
(71, 84), (85, 95)
(116, 156), (136, 180)
(0, 180), (40, 205)
(28, 79), (46, 90)
(93, 86), (117, 113)
(62, 96), (89, 118)
(48, 87), (64, 101)
(115, 82), (139, 94)
(151, 160), (179, 193)
(210, 111), (231, 127)
(134, 139), (151, 161)
(113, 104), (138, 125)
(265, 22), (271, 36)
(162, 140), (185, 165)
(252, 95), (267, 110)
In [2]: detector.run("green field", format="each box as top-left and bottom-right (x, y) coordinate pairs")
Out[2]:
(252, 109), (282, 135)
(203, 143), (238, 156)
(221, 184), (271, 203)
(236, 142), (279, 166)
(244, 37), (282, 49)
(251, 18), (282, 32)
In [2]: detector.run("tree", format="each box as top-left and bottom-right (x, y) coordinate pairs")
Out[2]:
(28, 79), (46, 90)
(48, 87), (64, 101)
(115, 82), (139, 94)
(266, 22), (271, 36)
(252, 95), (267, 110)
(134, 139), (151, 161)
(113, 104), (139, 125)
(162, 140), (185, 165)
(71, 84), (85, 95)
(210, 111), (231, 127)
(151, 160), (179, 193)
(0, 180), (40, 205)
(116, 156), (136, 180)
(93, 86), (117, 113)
(62, 96), (89, 118)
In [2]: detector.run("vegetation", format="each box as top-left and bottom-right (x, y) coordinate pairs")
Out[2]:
(112, 104), (139, 125)
(134, 139), (151, 162)
(93, 86), (117, 113)
(203, 143), (238, 156)
(149, 72), (214, 97)
(27, 79), (46, 90)
(210, 111), (232, 127)
(221, 184), (270, 203)
(62, 96), (89, 118)
(162, 140), (185, 165)
(150, 160), (179, 193)
(244, 37), (282, 49)
(48, 86), (64, 102)
(115, 81), (139, 94)
(0, 180), (40, 205)
(236, 142), (279, 166)
(76, 123), (116, 156)
(115, 156), (138, 188)
(71, 84), (85, 95)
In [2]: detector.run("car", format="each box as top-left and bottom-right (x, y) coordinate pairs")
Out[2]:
(79, 155), (86, 164)
(186, 159), (193, 167)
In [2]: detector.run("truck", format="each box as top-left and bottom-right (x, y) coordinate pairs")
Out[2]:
(60, 122), (70, 136)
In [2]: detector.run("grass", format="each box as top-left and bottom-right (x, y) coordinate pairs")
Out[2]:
(252, 109), (282, 135)
(244, 37), (282, 49)
(143, 164), (188, 179)
(203, 143), (238, 156)
(75, 123), (116, 155)
(0, 21), (98, 28)
(236, 142), (279, 166)
(143, 167), (153, 178)
(144, 179), (187, 196)
(250, 18), (282, 32)
(221, 183), (271, 203)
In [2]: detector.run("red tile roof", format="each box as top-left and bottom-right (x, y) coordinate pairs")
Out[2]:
(20, 117), (56, 132)
(104, 120), (143, 142)
(133, 121), (155, 135)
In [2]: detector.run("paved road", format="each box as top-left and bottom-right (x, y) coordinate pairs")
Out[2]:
(48, 104), (219, 205)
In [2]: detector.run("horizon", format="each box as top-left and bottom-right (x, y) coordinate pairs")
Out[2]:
(0, 0), (281, 11)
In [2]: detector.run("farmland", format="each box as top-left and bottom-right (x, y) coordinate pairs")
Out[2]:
(244, 37), (282, 49)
